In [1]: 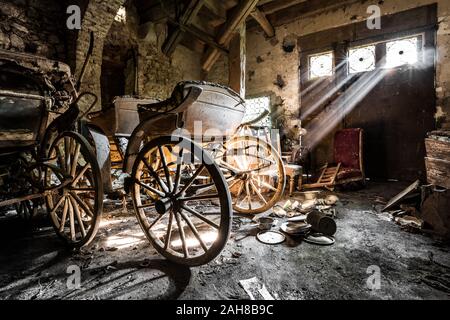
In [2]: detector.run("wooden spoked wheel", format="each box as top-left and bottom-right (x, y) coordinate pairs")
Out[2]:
(218, 136), (285, 215)
(45, 132), (103, 248)
(131, 136), (232, 266)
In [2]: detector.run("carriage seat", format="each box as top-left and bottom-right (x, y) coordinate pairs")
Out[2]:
(137, 81), (244, 115)
(87, 96), (160, 137)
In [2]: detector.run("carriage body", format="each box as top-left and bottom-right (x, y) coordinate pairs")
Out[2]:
(0, 49), (73, 151)
(0, 49), (103, 248)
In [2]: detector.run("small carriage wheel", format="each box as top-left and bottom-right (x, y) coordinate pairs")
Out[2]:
(131, 136), (232, 266)
(45, 132), (103, 248)
(219, 136), (285, 215)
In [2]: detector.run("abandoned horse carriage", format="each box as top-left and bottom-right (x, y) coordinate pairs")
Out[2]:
(86, 81), (286, 266)
(0, 49), (103, 248)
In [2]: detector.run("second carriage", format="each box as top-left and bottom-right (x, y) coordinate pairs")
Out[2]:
(86, 81), (285, 266)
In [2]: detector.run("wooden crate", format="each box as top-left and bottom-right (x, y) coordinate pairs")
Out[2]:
(425, 138), (450, 162)
(425, 157), (450, 189)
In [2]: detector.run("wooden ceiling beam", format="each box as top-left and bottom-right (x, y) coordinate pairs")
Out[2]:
(168, 18), (229, 54)
(162, 0), (205, 57)
(250, 7), (275, 38)
(260, 0), (308, 15)
(202, 0), (260, 72)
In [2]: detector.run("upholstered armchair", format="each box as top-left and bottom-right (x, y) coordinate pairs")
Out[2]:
(334, 128), (365, 185)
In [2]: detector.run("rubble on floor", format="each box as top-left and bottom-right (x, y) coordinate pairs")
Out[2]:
(235, 190), (340, 247)
(378, 179), (450, 238)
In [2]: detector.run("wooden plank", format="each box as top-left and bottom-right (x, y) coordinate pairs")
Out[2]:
(202, 0), (227, 26)
(162, 0), (205, 57)
(260, 0), (308, 15)
(425, 138), (450, 162)
(267, 0), (361, 28)
(250, 7), (275, 38)
(382, 180), (421, 212)
(202, 0), (259, 72)
(425, 157), (450, 189)
(169, 18), (229, 54)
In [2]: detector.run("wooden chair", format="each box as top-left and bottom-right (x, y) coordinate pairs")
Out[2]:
(283, 148), (303, 196)
(303, 162), (341, 191)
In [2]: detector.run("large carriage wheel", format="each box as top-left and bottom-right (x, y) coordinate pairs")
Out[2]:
(218, 135), (285, 215)
(131, 136), (232, 266)
(45, 132), (103, 248)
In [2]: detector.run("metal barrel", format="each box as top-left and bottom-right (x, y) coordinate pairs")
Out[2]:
(306, 210), (337, 236)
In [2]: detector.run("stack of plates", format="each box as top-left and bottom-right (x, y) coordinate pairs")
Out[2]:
(280, 222), (312, 236)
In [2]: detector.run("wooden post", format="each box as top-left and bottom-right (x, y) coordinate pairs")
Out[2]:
(228, 24), (246, 98)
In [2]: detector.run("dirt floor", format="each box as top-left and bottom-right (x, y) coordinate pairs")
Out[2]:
(0, 182), (449, 300)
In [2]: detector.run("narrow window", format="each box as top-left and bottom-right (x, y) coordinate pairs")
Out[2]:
(348, 45), (376, 74)
(385, 36), (420, 68)
(309, 52), (334, 80)
(243, 96), (271, 127)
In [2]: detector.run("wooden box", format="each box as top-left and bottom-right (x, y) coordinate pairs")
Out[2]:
(425, 138), (450, 161)
(425, 157), (450, 189)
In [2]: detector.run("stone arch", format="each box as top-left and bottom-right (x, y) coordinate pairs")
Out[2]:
(74, 0), (125, 110)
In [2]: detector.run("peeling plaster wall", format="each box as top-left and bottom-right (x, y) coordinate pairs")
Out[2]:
(246, 0), (450, 141)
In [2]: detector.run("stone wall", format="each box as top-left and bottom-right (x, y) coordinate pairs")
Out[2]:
(246, 0), (450, 148)
(0, 0), (67, 60)
(74, 0), (202, 110)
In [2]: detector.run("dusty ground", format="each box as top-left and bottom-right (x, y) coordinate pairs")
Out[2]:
(0, 182), (449, 300)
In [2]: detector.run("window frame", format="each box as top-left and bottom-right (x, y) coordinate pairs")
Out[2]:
(383, 34), (424, 70)
(347, 44), (377, 75)
(308, 51), (335, 80)
(243, 95), (272, 128)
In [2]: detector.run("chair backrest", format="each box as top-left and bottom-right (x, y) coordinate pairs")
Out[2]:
(334, 128), (363, 170)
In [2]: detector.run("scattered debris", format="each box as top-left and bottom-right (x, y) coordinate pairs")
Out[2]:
(303, 233), (335, 246)
(239, 277), (275, 300)
(383, 180), (420, 212)
(272, 205), (287, 217)
(324, 195), (339, 205)
(280, 222), (311, 236)
(287, 215), (308, 222)
(232, 252), (242, 258)
(395, 215), (424, 229)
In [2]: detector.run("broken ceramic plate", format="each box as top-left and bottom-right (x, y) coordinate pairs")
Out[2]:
(280, 222), (311, 235)
(303, 233), (335, 246)
(299, 191), (322, 200)
(282, 200), (293, 210)
(324, 195), (339, 205)
(301, 199), (316, 211)
(272, 206), (287, 217)
(288, 215), (308, 222)
(256, 231), (286, 245)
